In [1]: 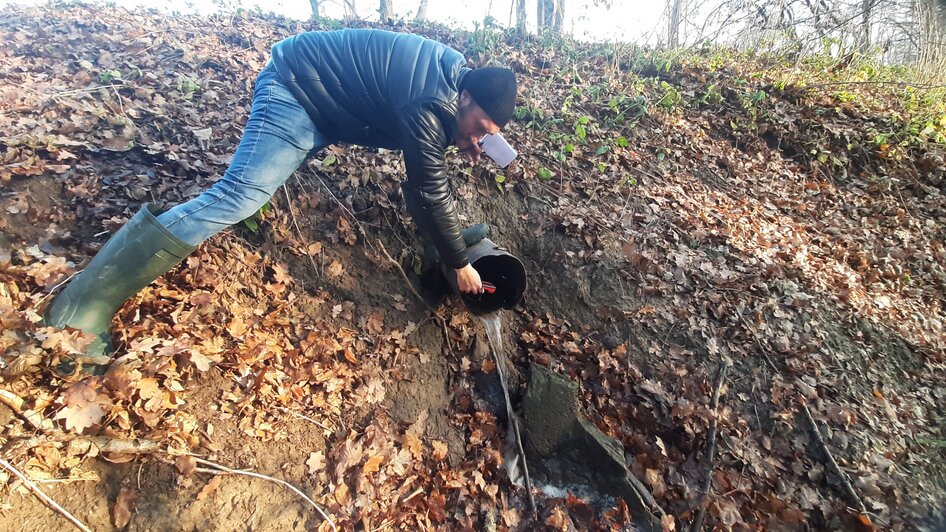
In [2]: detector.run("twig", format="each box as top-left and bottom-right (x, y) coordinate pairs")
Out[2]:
(309, 169), (375, 255)
(191, 457), (337, 532)
(0, 458), (91, 532)
(627, 472), (666, 517)
(375, 239), (442, 319)
(800, 403), (869, 515)
(282, 185), (320, 275)
(47, 85), (117, 98)
(691, 358), (732, 532)
(724, 297), (779, 372)
(110, 84), (127, 118)
(375, 238), (454, 354)
(274, 406), (333, 431)
(1, 434), (160, 458)
(0, 389), (45, 429)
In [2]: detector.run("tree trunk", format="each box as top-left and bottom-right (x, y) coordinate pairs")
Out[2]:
(859, 0), (872, 53)
(379, 0), (393, 22)
(553, 0), (564, 32)
(917, 0), (946, 63)
(516, 0), (527, 33)
(537, 0), (550, 31)
(309, 0), (320, 18)
(668, 0), (685, 48)
(415, 0), (428, 21)
(537, 0), (564, 33)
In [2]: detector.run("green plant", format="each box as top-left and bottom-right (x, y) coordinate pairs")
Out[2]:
(514, 104), (545, 129)
(243, 201), (272, 233)
(574, 116), (589, 142)
(656, 81), (681, 112)
(698, 84), (723, 106)
(606, 94), (647, 124)
(466, 16), (501, 62)
(99, 69), (122, 83)
(176, 76), (200, 100)
(494, 174), (506, 191)
(738, 89), (767, 120)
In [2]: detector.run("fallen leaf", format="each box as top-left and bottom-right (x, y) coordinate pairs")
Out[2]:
(431, 440), (448, 461)
(188, 351), (212, 372)
(326, 260), (344, 278)
(334, 482), (350, 505)
(196, 475), (223, 500)
(545, 505), (571, 530)
(365, 310), (384, 335)
(307, 451), (326, 475)
(112, 484), (138, 528)
(176, 455), (196, 476)
(55, 380), (109, 434)
(363, 454), (384, 475)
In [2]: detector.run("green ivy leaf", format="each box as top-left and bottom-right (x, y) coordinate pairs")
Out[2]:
(243, 217), (259, 233)
(538, 167), (553, 180)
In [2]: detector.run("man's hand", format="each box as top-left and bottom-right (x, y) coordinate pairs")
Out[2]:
(455, 263), (483, 294)
(459, 143), (483, 164)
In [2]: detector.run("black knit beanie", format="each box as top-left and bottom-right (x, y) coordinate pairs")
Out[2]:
(461, 67), (517, 127)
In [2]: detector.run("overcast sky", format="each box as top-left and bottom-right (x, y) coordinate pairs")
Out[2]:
(1, 0), (668, 43)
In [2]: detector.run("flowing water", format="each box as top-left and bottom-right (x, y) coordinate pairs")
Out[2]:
(479, 311), (536, 512)
(480, 313), (620, 516)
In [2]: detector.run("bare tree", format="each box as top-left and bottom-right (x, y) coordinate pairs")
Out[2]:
(917, 0), (946, 62)
(683, 0), (943, 68)
(537, 0), (564, 33)
(668, 0), (685, 47)
(309, 0), (320, 18)
(379, 0), (393, 22)
(859, 0), (873, 52)
(341, 0), (357, 20)
(515, 0), (528, 33)
(415, 0), (428, 21)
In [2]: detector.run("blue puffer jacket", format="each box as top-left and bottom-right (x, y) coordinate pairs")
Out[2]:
(271, 29), (473, 268)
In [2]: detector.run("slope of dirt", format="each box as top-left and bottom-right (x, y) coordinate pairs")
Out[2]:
(1, 3), (945, 531)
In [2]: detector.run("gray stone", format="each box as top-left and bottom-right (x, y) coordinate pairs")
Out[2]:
(522, 364), (661, 530)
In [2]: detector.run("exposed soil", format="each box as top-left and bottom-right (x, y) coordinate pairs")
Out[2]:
(2, 3), (944, 531)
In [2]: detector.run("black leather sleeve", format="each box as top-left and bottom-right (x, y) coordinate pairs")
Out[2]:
(399, 102), (468, 269)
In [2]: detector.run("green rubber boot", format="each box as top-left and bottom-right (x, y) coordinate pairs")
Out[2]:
(43, 204), (197, 366)
(419, 224), (490, 305)
(420, 224), (491, 272)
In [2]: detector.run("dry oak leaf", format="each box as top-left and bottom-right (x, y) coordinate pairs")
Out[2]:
(55, 379), (110, 434)
(326, 260), (344, 278)
(431, 440), (449, 462)
(306, 451), (326, 475)
(362, 454), (384, 476)
(112, 484), (138, 529)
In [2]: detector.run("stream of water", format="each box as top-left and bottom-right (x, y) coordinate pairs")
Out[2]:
(479, 311), (536, 511)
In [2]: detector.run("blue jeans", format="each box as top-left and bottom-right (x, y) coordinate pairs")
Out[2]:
(157, 64), (334, 245)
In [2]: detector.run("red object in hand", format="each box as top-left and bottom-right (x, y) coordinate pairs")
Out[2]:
(482, 282), (496, 294)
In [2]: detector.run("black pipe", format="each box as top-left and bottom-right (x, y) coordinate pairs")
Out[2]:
(441, 238), (527, 315)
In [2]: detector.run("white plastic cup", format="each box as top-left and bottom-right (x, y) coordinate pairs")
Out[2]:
(479, 133), (518, 168)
